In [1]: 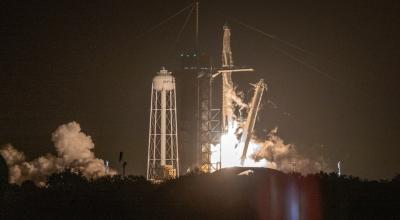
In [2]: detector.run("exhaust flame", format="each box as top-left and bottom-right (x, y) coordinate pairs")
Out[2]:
(252, 127), (328, 174)
(215, 121), (269, 169)
(213, 78), (328, 174)
(212, 122), (327, 174)
(0, 121), (116, 186)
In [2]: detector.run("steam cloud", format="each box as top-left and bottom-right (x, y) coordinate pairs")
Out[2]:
(222, 72), (248, 125)
(0, 122), (116, 186)
(221, 76), (330, 174)
(252, 127), (329, 174)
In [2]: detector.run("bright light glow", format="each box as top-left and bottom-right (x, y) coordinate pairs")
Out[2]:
(211, 121), (269, 171)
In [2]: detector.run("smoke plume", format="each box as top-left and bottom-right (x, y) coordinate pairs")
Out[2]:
(222, 72), (248, 126)
(252, 127), (329, 174)
(217, 75), (330, 174)
(0, 121), (116, 186)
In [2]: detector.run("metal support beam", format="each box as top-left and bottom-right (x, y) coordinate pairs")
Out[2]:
(239, 79), (265, 165)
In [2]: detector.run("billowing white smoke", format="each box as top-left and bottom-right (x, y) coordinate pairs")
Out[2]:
(222, 72), (248, 126)
(51, 122), (114, 179)
(219, 75), (329, 174)
(0, 122), (116, 186)
(252, 127), (328, 174)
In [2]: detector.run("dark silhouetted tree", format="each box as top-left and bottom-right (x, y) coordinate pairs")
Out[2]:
(0, 155), (8, 194)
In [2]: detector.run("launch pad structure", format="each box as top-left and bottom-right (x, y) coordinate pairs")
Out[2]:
(176, 1), (263, 173)
(147, 1), (266, 179)
(177, 1), (223, 173)
(192, 22), (260, 172)
(194, 1), (223, 173)
(196, 65), (222, 173)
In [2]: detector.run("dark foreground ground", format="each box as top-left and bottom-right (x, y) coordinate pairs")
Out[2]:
(0, 167), (399, 220)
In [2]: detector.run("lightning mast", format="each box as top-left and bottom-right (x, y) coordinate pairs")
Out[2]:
(195, 0), (199, 53)
(183, 0), (221, 173)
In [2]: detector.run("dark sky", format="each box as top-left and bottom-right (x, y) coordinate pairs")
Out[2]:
(1, 0), (399, 179)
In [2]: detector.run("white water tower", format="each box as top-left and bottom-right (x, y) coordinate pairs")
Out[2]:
(147, 67), (179, 181)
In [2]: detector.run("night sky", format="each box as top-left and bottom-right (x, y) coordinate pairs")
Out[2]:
(1, 0), (399, 179)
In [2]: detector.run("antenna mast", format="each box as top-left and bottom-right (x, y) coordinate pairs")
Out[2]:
(195, 0), (199, 53)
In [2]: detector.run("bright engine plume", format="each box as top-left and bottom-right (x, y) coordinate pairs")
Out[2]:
(212, 76), (328, 174)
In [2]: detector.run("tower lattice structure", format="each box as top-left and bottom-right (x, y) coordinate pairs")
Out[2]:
(147, 67), (179, 181)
